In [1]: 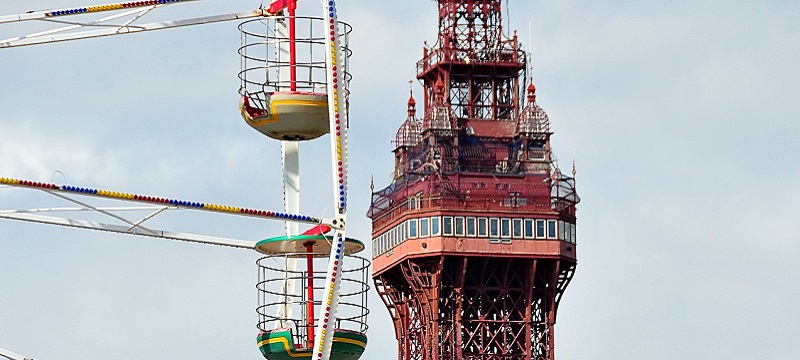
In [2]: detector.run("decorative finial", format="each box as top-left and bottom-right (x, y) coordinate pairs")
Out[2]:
(370, 175), (375, 192)
(572, 160), (577, 179)
(527, 78), (536, 103)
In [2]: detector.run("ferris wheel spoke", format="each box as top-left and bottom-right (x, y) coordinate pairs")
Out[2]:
(0, 176), (325, 225)
(322, 2), (349, 217)
(0, 0), (199, 25)
(0, 3), (269, 48)
(312, 0), (351, 358)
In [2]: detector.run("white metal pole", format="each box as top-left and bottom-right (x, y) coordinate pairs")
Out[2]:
(0, 347), (32, 360)
(276, 141), (300, 329)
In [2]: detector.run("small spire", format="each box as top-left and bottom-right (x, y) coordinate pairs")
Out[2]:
(407, 80), (417, 116)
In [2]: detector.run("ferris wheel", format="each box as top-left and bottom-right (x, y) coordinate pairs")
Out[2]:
(0, 1), (369, 360)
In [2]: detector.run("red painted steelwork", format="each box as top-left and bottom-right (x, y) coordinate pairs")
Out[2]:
(288, 0), (297, 92)
(370, 1), (580, 359)
(306, 241), (315, 347)
(267, 0), (298, 91)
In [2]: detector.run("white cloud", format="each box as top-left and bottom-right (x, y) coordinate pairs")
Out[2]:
(0, 121), (127, 184)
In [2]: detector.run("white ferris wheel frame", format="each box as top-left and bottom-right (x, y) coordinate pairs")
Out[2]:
(0, 1), (353, 360)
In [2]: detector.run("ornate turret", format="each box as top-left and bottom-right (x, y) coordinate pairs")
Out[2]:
(393, 91), (423, 179)
(395, 92), (423, 149)
(423, 78), (455, 132)
(517, 82), (551, 136)
(512, 81), (553, 174)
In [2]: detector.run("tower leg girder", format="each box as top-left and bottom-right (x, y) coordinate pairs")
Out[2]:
(374, 256), (575, 360)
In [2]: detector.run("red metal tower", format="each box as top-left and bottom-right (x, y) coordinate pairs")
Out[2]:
(368, 1), (580, 359)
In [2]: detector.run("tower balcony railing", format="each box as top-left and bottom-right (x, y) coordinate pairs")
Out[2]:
(370, 191), (560, 231)
(416, 47), (526, 76)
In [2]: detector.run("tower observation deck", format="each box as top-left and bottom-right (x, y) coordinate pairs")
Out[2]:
(368, 1), (580, 359)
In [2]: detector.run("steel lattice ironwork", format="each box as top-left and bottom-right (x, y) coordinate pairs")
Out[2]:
(371, 1), (579, 359)
(375, 257), (575, 360)
(417, 0), (527, 124)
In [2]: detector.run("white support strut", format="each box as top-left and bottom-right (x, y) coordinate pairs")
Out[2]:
(0, 347), (33, 360)
(277, 141), (301, 327)
(0, 212), (256, 249)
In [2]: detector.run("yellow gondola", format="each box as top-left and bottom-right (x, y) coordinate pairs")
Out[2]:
(240, 91), (330, 141)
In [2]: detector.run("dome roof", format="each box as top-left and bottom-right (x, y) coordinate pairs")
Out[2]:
(517, 102), (550, 134)
(517, 82), (550, 134)
(396, 115), (422, 149)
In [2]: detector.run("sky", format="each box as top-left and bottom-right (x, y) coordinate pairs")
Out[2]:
(1, 0), (799, 359)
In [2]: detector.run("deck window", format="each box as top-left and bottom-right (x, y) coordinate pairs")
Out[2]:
(524, 219), (534, 238)
(564, 222), (571, 243)
(454, 217), (465, 236)
(547, 219), (557, 239)
(408, 219), (418, 238)
(443, 216), (453, 236)
(513, 218), (523, 238)
(431, 216), (441, 236)
(489, 218), (500, 238)
(477, 218), (488, 237)
(466, 217), (476, 237)
(536, 219), (546, 239)
(419, 217), (430, 237)
(384, 232), (389, 251)
(571, 223), (577, 244)
(501, 218), (511, 238)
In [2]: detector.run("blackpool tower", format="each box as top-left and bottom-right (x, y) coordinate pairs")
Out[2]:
(368, 1), (580, 359)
